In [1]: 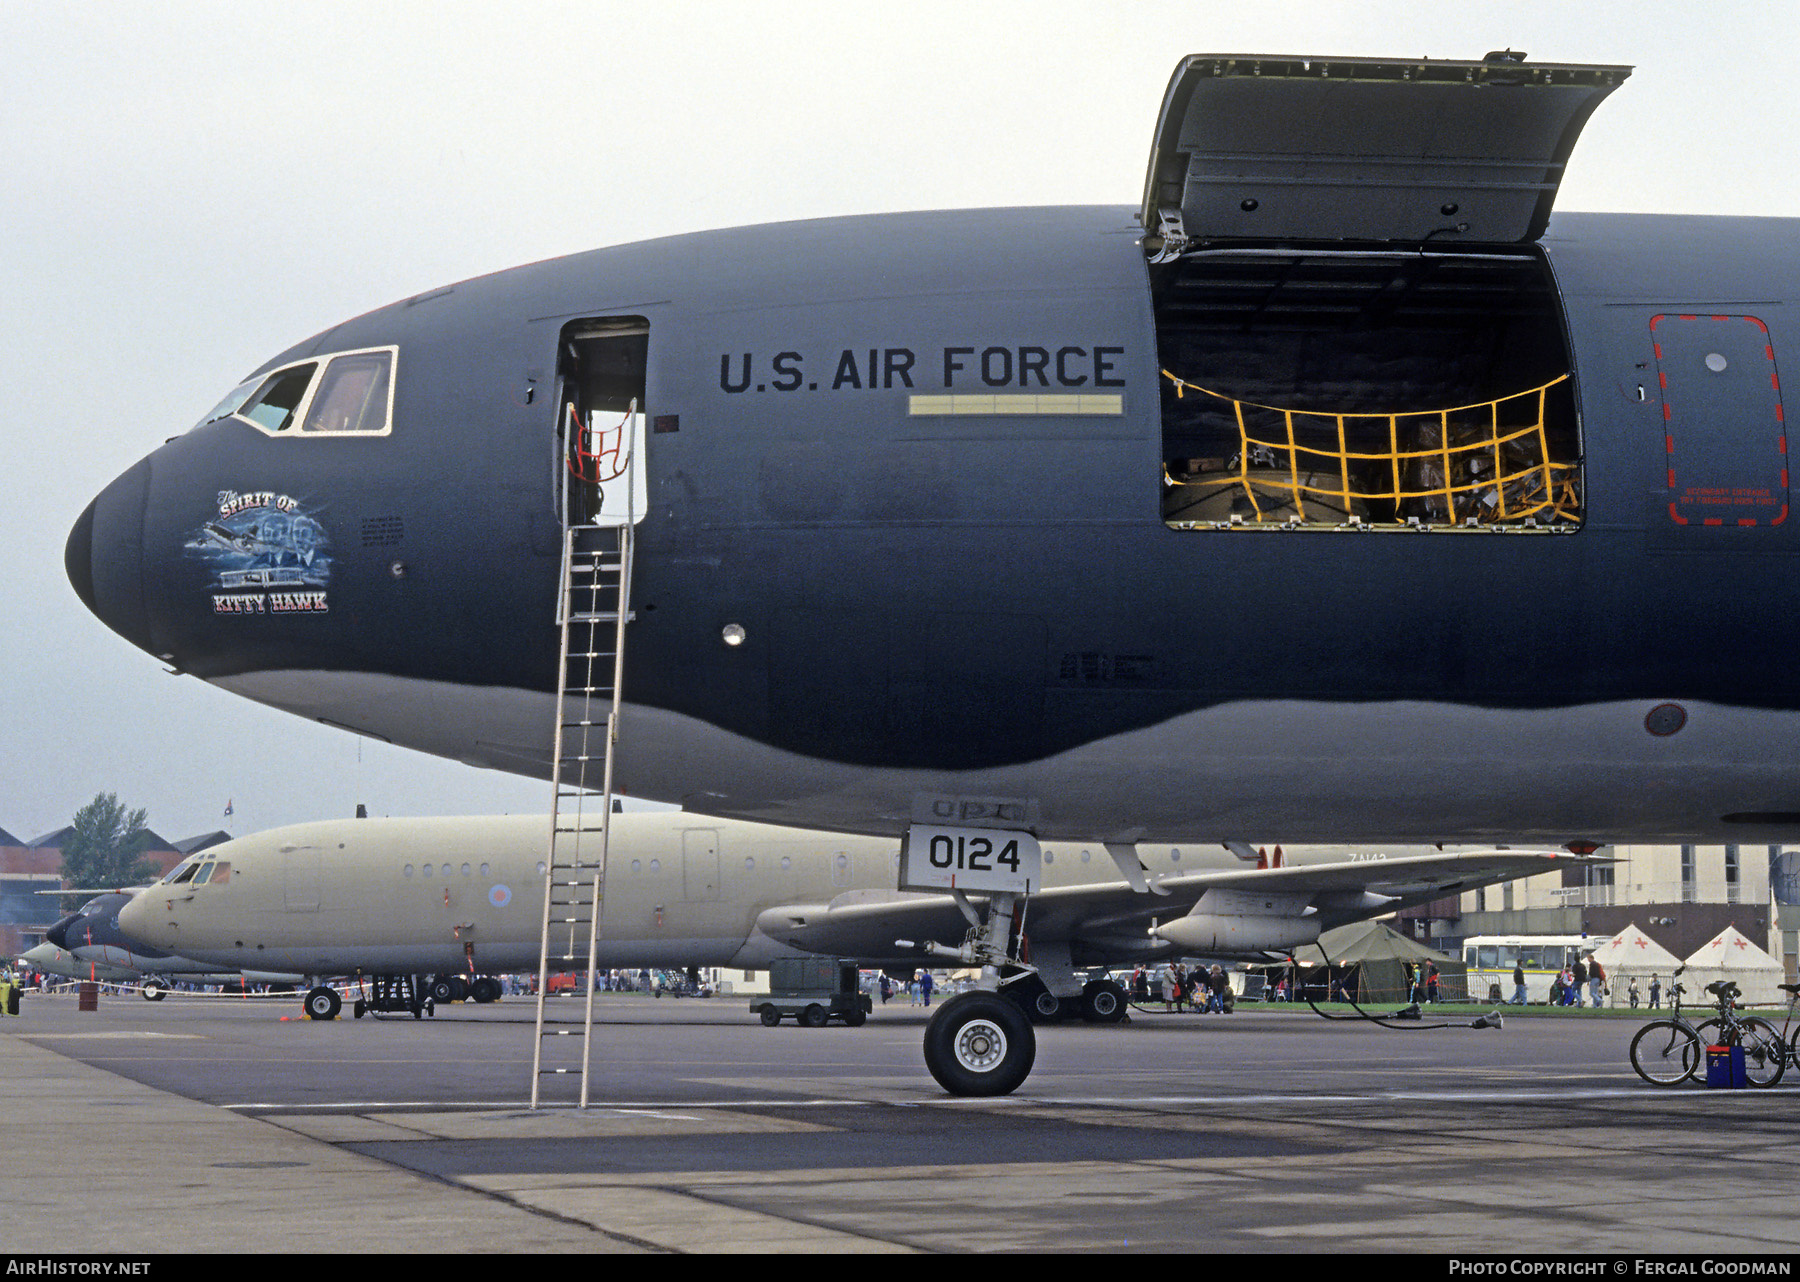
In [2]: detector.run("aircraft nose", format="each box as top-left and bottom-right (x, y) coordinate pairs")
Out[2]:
(44, 911), (82, 950)
(115, 895), (150, 941)
(67, 458), (153, 654)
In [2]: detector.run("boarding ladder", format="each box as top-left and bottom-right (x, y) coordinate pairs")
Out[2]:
(530, 405), (636, 1108)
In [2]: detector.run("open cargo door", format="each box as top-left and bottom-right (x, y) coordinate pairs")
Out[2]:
(1141, 53), (1630, 256)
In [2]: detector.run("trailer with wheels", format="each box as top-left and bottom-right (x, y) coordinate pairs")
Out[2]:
(751, 958), (871, 1027)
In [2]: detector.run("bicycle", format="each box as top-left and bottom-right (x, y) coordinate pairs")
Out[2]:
(1629, 976), (1704, 1085)
(1760, 981), (1800, 1073)
(1692, 980), (1785, 1087)
(1628, 975), (1785, 1087)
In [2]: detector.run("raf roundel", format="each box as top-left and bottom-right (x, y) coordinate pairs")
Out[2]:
(488, 884), (512, 908)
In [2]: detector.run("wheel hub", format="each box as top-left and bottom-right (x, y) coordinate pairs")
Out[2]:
(955, 1019), (1008, 1072)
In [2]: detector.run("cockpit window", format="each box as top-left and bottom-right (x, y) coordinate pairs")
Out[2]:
(201, 379), (258, 426)
(238, 364), (318, 432)
(167, 860), (200, 885)
(226, 346), (397, 437)
(301, 350), (392, 434)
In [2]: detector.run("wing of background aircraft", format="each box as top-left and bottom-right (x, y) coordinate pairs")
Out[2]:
(757, 848), (1595, 961)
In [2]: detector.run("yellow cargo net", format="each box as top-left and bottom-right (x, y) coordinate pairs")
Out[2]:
(1161, 372), (1580, 528)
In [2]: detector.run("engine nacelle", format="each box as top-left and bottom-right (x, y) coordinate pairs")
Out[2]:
(1150, 887), (1320, 953)
(1150, 913), (1322, 953)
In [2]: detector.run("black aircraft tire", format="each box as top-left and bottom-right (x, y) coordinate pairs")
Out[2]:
(471, 977), (502, 1004)
(1081, 979), (1128, 1024)
(1028, 987), (1065, 1024)
(304, 986), (341, 1021)
(923, 991), (1036, 1097)
(141, 980), (166, 1002)
(428, 977), (460, 1004)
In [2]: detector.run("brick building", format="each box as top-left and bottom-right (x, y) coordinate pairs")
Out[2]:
(1, 825), (221, 960)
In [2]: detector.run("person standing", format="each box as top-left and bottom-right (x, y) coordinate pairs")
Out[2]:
(918, 969), (934, 1007)
(1512, 960), (1527, 1006)
(1648, 974), (1662, 1010)
(1571, 954), (1589, 1007)
(1425, 961), (1440, 1003)
(1588, 955), (1607, 1007)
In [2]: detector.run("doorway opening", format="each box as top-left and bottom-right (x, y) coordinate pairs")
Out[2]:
(557, 318), (648, 528)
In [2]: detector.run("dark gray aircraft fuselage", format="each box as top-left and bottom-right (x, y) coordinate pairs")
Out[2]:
(68, 58), (1800, 846)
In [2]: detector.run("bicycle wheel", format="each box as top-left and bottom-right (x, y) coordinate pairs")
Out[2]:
(1699, 1016), (1788, 1087)
(1630, 1020), (1703, 1085)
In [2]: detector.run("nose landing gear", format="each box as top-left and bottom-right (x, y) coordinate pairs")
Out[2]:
(922, 991), (1036, 1096)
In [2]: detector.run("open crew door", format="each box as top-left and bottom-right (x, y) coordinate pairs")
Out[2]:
(1141, 53), (1631, 256)
(559, 318), (649, 527)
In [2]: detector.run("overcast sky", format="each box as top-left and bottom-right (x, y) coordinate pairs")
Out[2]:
(3, 1), (1796, 845)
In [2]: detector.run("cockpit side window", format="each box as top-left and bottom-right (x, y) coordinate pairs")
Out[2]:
(302, 350), (393, 434)
(237, 364), (318, 433)
(201, 379), (258, 426)
(226, 347), (396, 437)
(168, 860), (200, 885)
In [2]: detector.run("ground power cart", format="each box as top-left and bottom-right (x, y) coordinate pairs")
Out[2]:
(754, 958), (872, 1027)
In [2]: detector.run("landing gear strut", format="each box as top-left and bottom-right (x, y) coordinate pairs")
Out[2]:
(904, 885), (1042, 1096)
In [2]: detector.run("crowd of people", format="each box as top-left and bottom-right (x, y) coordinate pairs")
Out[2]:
(1126, 962), (1235, 1012)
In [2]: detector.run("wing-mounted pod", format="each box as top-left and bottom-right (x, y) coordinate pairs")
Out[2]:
(1140, 51), (1631, 258)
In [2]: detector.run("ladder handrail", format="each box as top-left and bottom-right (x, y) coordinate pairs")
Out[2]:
(531, 397), (636, 1109)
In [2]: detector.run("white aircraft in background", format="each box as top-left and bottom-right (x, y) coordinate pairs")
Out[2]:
(114, 810), (1584, 1027)
(20, 942), (138, 985)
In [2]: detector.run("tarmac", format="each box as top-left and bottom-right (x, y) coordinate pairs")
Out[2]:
(6, 987), (1800, 1255)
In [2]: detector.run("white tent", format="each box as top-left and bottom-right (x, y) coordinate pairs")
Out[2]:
(1588, 923), (1682, 1004)
(1681, 926), (1787, 1008)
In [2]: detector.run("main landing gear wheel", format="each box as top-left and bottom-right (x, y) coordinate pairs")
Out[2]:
(923, 991), (1036, 1096)
(1080, 979), (1128, 1024)
(140, 979), (166, 1002)
(1024, 986), (1066, 1024)
(1006, 973), (1073, 1024)
(303, 986), (341, 1021)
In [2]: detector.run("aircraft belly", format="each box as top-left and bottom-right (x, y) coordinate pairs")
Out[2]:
(208, 668), (1800, 843)
(625, 698), (1800, 844)
(228, 938), (746, 975)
